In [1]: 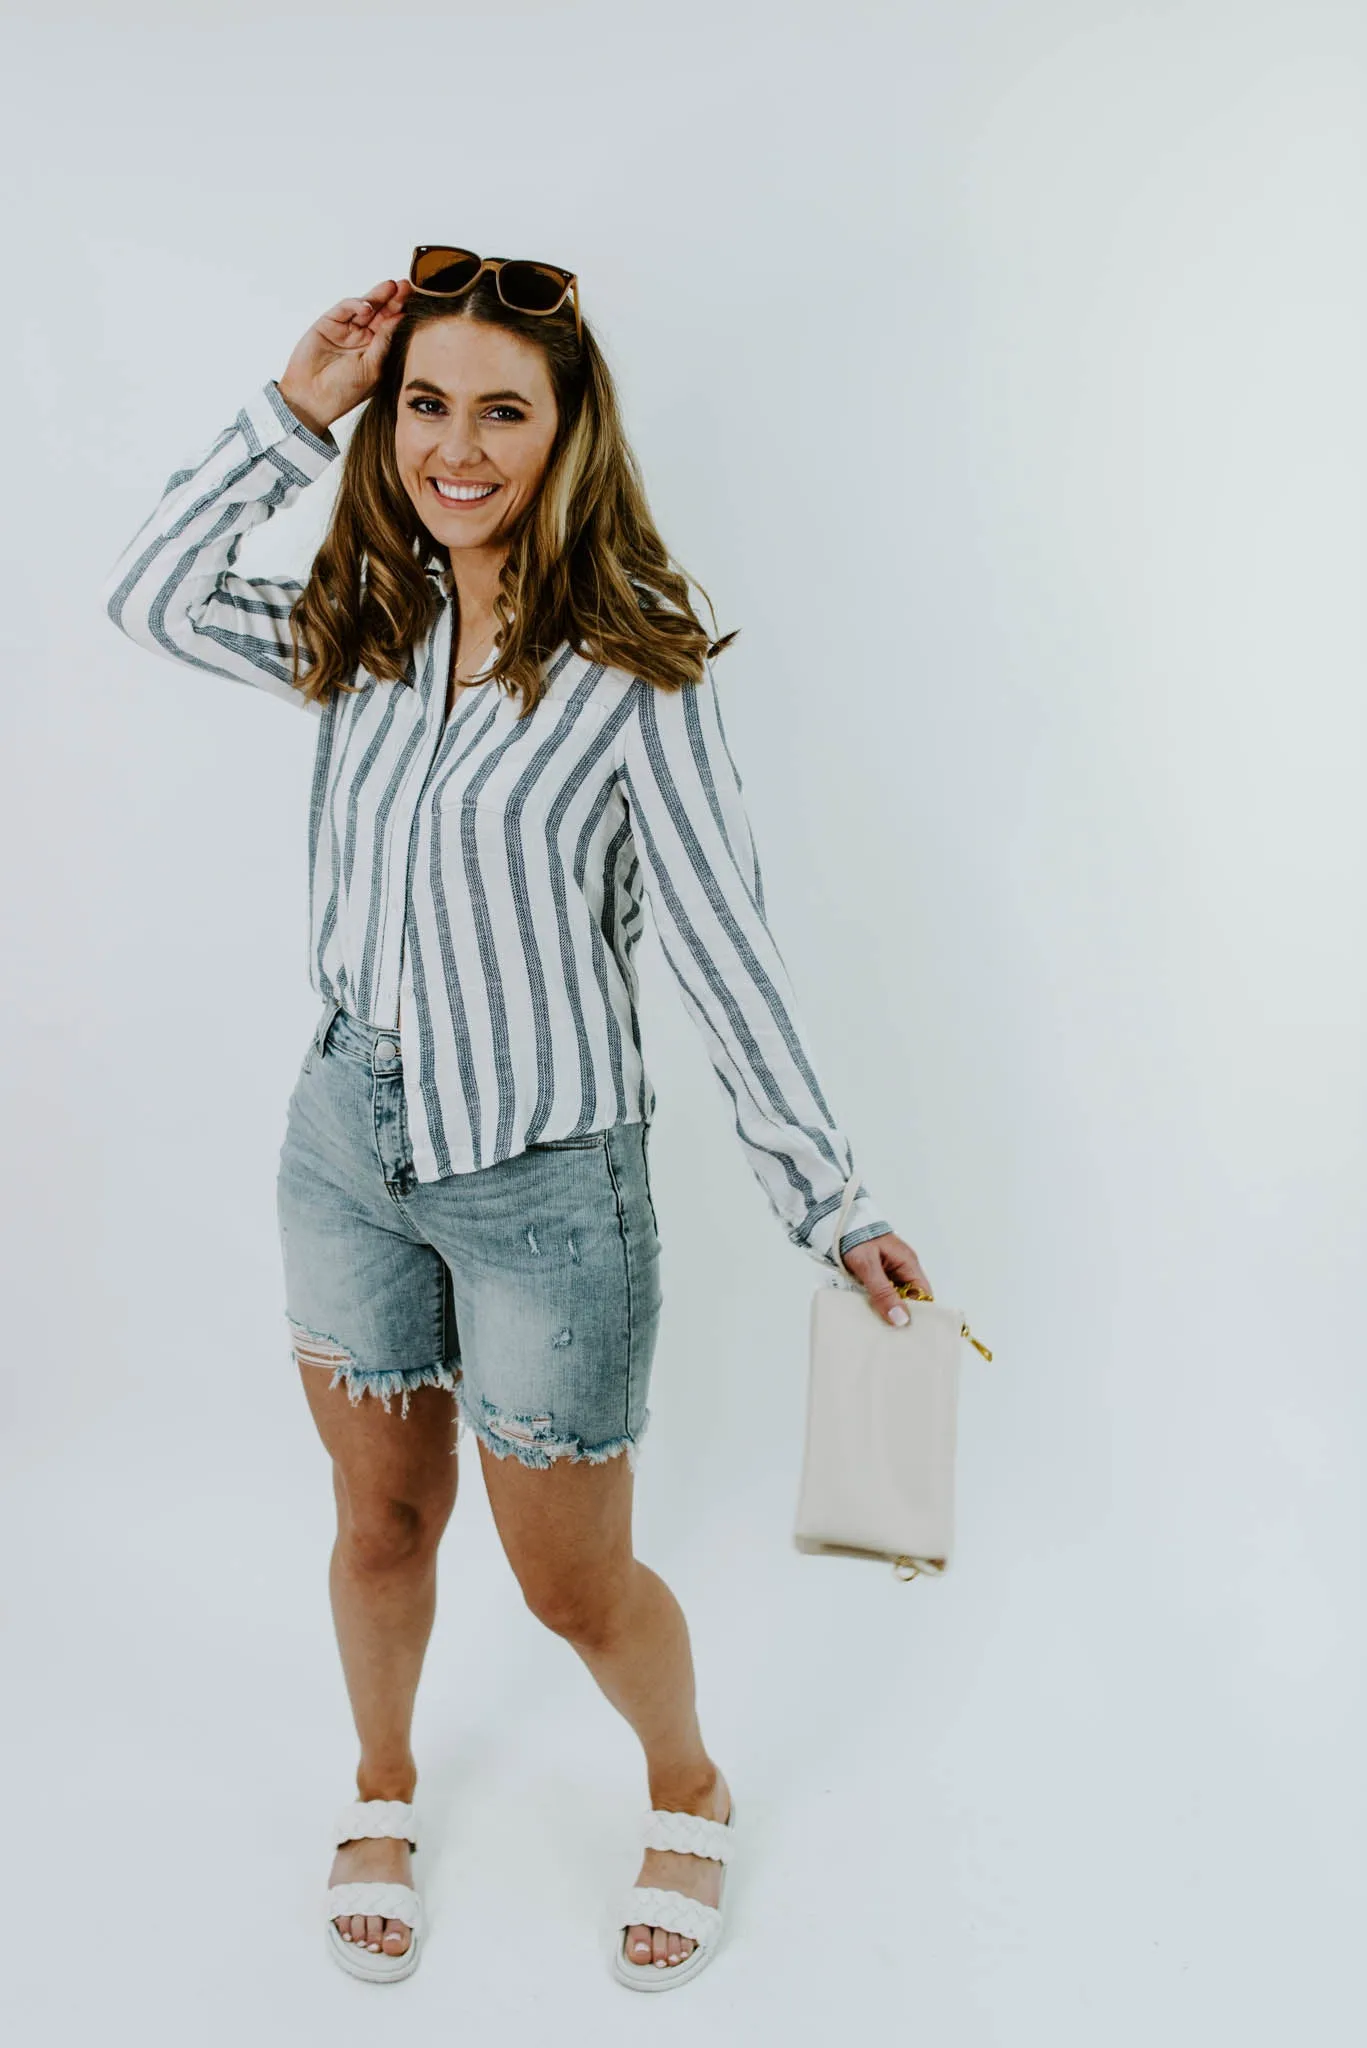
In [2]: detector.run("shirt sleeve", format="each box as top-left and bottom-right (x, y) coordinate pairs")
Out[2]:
(98, 379), (341, 712)
(616, 661), (895, 1277)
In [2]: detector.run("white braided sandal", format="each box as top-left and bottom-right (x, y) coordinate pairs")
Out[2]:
(324, 1799), (423, 1984)
(610, 1797), (737, 1990)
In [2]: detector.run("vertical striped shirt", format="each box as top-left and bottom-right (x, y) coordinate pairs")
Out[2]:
(100, 378), (893, 1274)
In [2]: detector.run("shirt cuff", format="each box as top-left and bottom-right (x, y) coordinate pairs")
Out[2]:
(797, 1201), (895, 1276)
(240, 379), (342, 476)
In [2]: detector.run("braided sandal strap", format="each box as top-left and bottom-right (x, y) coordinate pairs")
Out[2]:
(325, 1881), (422, 1929)
(334, 1799), (417, 1848)
(618, 1885), (721, 1947)
(640, 1808), (735, 1862)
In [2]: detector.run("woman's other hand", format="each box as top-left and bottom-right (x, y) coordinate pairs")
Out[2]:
(277, 277), (415, 438)
(838, 1232), (933, 1325)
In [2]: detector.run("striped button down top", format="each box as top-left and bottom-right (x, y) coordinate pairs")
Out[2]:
(100, 378), (893, 1273)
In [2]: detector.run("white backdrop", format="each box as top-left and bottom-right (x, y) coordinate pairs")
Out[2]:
(2, 2), (1362, 2042)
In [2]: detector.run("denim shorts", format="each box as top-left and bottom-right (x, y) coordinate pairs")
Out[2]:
(275, 1001), (662, 1470)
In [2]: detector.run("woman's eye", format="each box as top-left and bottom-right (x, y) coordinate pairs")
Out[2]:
(405, 398), (525, 423)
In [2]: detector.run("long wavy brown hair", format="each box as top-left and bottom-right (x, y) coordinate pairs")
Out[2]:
(286, 276), (736, 715)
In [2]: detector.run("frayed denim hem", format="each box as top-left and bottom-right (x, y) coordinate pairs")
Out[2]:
(328, 1360), (460, 1418)
(455, 1380), (650, 1472)
(287, 1317), (459, 1419)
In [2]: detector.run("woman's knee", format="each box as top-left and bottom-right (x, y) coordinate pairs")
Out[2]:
(520, 1559), (635, 1647)
(335, 1479), (455, 1574)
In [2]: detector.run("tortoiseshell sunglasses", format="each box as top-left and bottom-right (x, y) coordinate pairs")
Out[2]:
(408, 246), (582, 342)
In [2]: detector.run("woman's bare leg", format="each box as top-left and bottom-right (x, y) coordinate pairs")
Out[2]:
(298, 1366), (460, 1957)
(477, 1442), (731, 1971)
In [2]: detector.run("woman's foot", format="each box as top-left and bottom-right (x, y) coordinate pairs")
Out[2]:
(329, 1832), (414, 1956)
(623, 1765), (732, 1970)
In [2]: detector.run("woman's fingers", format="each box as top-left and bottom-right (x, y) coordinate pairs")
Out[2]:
(358, 277), (409, 308)
(840, 1233), (932, 1322)
(317, 280), (413, 343)
(369, 279), (414, 324)
(887, 1250), (933, 1303)
(278, 278), (416, 432)
(890, 1244), (932, 1297)
(343, 280), (414, 327)
(313, 306), (375, 347)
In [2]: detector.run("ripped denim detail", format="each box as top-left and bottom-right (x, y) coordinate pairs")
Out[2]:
(455, 1382), (650, 1472)
(287, 1317), (459, 1419)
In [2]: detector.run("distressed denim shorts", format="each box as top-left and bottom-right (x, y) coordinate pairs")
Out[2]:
(275, 1001), (663, 1470)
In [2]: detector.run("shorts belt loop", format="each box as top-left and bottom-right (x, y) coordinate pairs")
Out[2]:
(314, 995), (343, 1056)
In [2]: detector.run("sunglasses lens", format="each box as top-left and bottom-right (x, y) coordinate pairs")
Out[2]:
(497, 262), (569, 313)
(412, 247), (482, 293)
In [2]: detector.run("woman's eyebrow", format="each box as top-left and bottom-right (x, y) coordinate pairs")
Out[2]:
(403, 376), (534, 406)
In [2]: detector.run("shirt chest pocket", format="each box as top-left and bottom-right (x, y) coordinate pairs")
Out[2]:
(434, 770), (565, 845)
(436, 715), (617, 828)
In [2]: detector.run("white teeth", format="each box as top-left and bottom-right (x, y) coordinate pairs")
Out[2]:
(432, 479), (499, 502)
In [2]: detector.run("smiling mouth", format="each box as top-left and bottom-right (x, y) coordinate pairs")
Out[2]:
(430, 478), (501, 505)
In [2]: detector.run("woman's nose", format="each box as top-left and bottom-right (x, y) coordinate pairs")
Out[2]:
(436, 416), (483, 466)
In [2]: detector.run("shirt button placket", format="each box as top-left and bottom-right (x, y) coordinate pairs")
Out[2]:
(387, 610), (452, 1170)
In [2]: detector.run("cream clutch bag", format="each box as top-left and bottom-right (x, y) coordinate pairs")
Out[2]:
(793, 1170), (993, 1581)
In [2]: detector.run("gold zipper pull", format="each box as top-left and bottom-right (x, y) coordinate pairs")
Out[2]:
(961, 1322), (994, 1361)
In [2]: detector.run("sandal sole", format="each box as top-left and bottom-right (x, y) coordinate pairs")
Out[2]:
(326, 1922), (422, 1984)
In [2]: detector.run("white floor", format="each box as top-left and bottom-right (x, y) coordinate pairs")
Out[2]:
(4, 1238), (1358, 2048)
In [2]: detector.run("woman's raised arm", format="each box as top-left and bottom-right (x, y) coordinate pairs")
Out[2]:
(99, 278), (413, 710)
(99, 381), (341, 710)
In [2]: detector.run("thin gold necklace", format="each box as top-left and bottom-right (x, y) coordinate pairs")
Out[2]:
(452, 635), (497, 686)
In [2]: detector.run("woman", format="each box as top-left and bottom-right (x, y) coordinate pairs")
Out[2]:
(100, 257), (931, 1991)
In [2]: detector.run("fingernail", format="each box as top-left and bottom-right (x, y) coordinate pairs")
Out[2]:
(889, 1303), (910, 1325)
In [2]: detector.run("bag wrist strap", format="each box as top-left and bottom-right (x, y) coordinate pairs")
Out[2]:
(829, 1168), (862, 1281)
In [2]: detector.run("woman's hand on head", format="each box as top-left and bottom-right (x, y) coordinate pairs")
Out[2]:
(277, 278), (415, 438)
(838, 1232), (933, 1325)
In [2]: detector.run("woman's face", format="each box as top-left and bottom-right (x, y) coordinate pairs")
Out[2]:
(394, 317), (560, 556)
